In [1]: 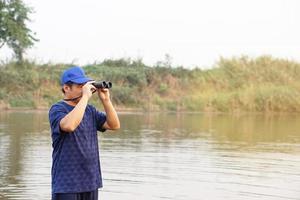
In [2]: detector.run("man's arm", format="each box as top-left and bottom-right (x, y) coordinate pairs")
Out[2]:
(102, 99), (120, 130)
(98, 88), (120, 130)
(60, 84), (94, 132)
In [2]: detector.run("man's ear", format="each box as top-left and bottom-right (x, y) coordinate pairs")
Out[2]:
(63, 84), (72, 93)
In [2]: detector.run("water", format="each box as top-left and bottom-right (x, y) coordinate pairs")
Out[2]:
(0, 111), (300, 200)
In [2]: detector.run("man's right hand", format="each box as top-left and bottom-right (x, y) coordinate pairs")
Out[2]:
(82, 82), (96, 99)
(60, 81), (96, 133)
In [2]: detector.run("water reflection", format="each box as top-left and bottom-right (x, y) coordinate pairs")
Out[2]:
(0, 111), (50, 200)
(0, 111), (300, 200)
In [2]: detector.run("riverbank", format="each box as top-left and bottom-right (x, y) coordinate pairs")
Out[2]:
(0, 102), (144, 113)
(1, 56), (300, 113)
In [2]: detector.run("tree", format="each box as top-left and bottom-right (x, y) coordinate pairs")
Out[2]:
(156, 53), (173, 68)
(0, 0), (37, 62)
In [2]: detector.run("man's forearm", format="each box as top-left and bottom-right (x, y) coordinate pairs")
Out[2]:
(102, 99), (120, 130)
(60, 95), (89, 132)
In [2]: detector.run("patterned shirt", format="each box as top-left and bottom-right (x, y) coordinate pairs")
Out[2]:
(49, 101), (106, 193)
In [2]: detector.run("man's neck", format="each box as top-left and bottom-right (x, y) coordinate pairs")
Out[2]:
(63, 96), (80, 106)
(64, 100), (77, 107)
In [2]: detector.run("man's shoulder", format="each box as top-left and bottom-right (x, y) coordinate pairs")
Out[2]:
(86, 103), (96, 109)
(49, 101), (64, 109)
(49, 101), (68, 114)
(86, 104), (105, 117)
(51, 101), (64, 107)
(86, 104), (98, 114)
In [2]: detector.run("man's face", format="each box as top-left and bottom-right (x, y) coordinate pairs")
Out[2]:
(63, 83), (84, 102)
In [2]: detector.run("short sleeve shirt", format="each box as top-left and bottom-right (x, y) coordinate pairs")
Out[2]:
(48, 101), (106, 193)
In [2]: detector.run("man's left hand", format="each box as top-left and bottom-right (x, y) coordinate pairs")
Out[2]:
(97, 88), (110, 102)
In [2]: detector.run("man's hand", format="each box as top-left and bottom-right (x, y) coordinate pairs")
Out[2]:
(82, 82), (96, 99)
(97, 88), (110, 102)
(60, 82), (96, 133)
(98, 88), (120, 130)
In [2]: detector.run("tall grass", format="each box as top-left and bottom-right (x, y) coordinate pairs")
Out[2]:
(1, 56), (300, 113)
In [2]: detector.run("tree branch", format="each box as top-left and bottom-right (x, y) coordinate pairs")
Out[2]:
(0, 42), (5, 49)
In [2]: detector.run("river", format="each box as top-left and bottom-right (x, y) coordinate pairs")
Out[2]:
(0, 111), (300, 200)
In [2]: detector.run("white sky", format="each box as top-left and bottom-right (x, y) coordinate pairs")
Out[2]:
(1, 0), (300, 68)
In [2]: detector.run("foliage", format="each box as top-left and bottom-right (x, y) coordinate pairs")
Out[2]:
(2, 56), (300, 113)
(0, 0), (37, 62)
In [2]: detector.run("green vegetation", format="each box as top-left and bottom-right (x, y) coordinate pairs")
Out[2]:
(1, 56), (300, 113)
(0, 0), (38, 61)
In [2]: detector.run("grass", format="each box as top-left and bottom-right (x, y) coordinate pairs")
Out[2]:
(1, 55), (300, 113)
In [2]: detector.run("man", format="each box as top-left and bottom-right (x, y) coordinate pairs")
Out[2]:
(49, 66), (120, 200)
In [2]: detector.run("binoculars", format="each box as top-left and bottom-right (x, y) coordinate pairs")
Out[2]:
(92, 81), (112, 89)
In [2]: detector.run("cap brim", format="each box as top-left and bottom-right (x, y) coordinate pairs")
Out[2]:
(71, 77), (93, 84)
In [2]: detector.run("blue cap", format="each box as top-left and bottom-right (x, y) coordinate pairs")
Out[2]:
(61, 66), (93, 85)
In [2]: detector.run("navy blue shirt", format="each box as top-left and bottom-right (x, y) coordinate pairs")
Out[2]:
(49, 101), (106, 193)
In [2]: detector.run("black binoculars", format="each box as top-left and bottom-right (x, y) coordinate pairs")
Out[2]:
(92, 81), (112, 89)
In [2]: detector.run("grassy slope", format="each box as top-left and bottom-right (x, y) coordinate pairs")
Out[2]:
(1, 56), (300, 113)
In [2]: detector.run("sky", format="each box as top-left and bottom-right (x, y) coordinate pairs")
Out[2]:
(1, 0), (300, 68)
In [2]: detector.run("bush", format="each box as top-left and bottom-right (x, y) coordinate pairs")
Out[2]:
(111, 86), (137, 105)
(8, 94), (35, 107)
